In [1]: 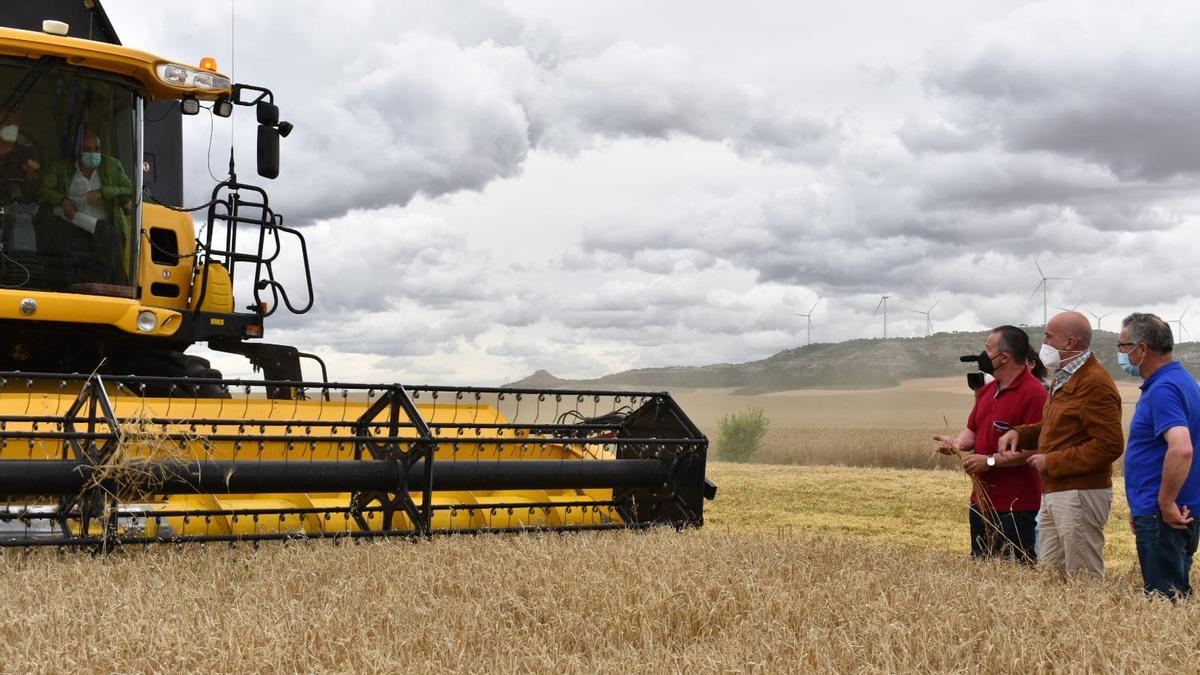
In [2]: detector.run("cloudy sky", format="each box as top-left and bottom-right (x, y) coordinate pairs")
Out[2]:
(103, 1), (1200, 384)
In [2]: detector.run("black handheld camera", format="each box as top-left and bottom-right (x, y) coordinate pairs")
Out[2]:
(960, 354), (986, 391)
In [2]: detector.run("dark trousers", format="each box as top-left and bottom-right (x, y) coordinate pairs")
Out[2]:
(40, 216), (125, 284)
(1133, 513), (1200, 600)
(969, 506), (1038, 564)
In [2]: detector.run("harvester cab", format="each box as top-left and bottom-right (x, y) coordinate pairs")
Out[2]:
(0, 17), (313, 392)
(0, 2), (714, 550)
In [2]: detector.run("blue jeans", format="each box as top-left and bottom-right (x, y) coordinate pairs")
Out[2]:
(1133, 513), (1200, 600)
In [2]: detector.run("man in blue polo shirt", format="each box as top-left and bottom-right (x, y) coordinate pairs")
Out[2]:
(1118, 312), (1200, 600)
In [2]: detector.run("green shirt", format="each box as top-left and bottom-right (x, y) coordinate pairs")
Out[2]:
(40, 156), (133, 239)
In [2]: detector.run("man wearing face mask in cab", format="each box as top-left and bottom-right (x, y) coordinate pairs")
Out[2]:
(1117, 313), (1200, 600)
(39, 128), (133, 285)
(997, 311), (1124, 577)
(934, 325), (1047, 563)
(0, 110), (40, 202)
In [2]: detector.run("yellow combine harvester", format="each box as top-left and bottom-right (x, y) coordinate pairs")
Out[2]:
(0, 3), (713, 549)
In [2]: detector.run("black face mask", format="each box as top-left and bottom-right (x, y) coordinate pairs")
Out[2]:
(977, 350), (996, 375)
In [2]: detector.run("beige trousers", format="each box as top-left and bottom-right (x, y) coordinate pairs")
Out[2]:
(1038, 488), (1112, 577)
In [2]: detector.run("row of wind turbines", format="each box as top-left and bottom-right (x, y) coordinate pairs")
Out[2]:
(793, 294), (939, 344)
(793, 258), (1192, 345)
(1022, 257), (1188, 338)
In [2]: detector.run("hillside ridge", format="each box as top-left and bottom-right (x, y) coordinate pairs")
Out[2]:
(507, 329), (1200, 392)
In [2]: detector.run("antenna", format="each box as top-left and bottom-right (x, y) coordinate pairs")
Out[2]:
(792, 298), (821, 346)
(230, 0), (237, 169)
(1086, 309), (1113, 331)
(1029, 257), (1069, 326)
(873, 284), (890, 339)
(909, 299), (940, 337)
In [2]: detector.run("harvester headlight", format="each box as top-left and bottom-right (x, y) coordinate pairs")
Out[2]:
(159, 64), (189, 85)
(136, 310), (158, 333)
(193, 72), (217, 89)
(155, 62), (231, 92)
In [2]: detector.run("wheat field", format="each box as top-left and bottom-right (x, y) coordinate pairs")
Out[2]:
(674, 376), (1144, 468)
(0, 463), (1177, 673)
(0, 379), (1176, 673)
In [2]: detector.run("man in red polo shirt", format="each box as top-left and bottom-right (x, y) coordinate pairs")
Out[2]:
(934, 325), (1047, 562)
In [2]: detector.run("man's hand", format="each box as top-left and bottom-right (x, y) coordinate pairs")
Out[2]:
(22, 159), (38, 174)
(962, 453), (990, 475)
(86, 189), (102, 205)
(1026, 453), (1047, 472)
(1160, 502), (1194, 530)
(932, 434), (960, 455)
(994, 450), (1023, 466)
(61, 198), (77, 219)
(997, 429), (1020, 454)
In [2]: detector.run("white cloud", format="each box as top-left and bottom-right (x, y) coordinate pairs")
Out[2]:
(96, 1), (1200, 384)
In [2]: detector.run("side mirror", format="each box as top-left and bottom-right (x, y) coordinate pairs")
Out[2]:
(257, 101), (279, 126)
(257, 124), (279, 179)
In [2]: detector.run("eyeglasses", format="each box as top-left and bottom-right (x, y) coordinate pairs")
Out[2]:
(1116, 342), (1136, 348)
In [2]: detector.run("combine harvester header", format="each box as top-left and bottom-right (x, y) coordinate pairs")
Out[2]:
(0, 3), (714, 549)
(0, 373), (711, 548)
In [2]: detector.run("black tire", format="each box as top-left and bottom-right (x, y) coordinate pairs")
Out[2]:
(115, 352), (229, 399)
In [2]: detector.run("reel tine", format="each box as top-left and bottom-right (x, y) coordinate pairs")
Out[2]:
(21, 378), (31, 417)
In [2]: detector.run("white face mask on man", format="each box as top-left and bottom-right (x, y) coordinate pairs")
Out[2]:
(1039, 342), (1083, 370)
(0, 125), (17, 143)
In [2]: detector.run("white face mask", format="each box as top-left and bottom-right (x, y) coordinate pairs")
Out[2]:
(1040, 342), (1082, 370)
(0, 125), (17, 143)
(1039, 343), (1061, 369)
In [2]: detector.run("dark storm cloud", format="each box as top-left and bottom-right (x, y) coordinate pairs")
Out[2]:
(531, 42), (837, 162)
(924, 7), (1200, 182)
(116, 2), (839, 225)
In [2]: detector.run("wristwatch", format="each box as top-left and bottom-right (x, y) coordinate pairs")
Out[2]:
(986, 455), (997, 468)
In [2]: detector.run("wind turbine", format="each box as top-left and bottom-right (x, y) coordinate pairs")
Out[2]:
(1029, 258), (1070, 326)
(1087, 310), (1113, 331)
(792, 298), (821, 346)
(1172, 305), (1190, 343)
(910, 299), (940, 337)
(874, 287), (891, 339)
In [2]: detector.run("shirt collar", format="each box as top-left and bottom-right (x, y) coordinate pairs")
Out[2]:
(993, 366), (1034, 399)
(1051, 350), (1091, 393)
(1139, 360), (1182, 391)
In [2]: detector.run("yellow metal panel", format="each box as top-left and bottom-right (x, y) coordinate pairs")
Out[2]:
(0, 289), (181, 337)
(0, 27), (231, 101)
(188, 263), (234, 313)
(139, 205), (196, 311)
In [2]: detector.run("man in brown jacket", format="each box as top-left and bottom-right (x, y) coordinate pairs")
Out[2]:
(997, 311), (1124, 576)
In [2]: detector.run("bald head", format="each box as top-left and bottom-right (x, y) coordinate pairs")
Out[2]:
(1046, 311), (1092, 351)
(79, 129), (100, 153)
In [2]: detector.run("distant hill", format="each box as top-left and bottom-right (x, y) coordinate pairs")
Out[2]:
(507, 329), (1200, 393)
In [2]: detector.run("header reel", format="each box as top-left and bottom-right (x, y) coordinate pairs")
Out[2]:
(0, 372), (713, 551)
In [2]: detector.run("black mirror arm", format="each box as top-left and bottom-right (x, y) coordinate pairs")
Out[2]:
(231, 83), (274, 107)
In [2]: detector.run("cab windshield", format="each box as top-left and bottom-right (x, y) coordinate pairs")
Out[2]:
(0, 56), (141, 295)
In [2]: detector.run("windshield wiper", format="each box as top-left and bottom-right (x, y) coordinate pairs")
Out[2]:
(0, 57), (58, 123)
